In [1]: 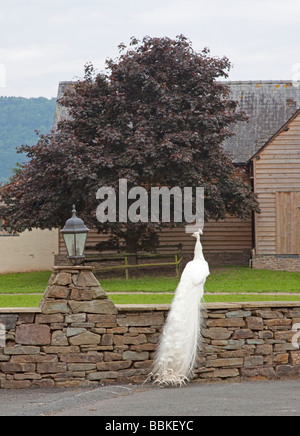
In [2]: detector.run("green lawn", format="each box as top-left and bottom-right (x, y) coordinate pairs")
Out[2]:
(0, 294), (43, 307)
(1, 292), (300, 308)
(100, 276), (179, 293)
(205, 266), (300, 293)
(110, 293), (300, 305)
(0, 266), (300, 307)
(100, 266), (300, 293)
(0, 271), (51, 294)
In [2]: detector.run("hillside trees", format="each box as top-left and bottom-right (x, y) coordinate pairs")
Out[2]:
(0, 96), (56, 182)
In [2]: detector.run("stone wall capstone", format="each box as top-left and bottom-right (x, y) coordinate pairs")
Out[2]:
(1, 266), (300, 388)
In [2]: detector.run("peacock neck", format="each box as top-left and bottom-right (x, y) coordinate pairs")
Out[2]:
(194, 235), (205, 261)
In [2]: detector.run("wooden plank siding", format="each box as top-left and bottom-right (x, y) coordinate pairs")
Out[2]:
(275, 192), (300, 254)
(58, 216), (252, 257)
(252, 111), (300, 255)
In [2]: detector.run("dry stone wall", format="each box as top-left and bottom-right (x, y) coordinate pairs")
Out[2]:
(0, 266), (300, 388)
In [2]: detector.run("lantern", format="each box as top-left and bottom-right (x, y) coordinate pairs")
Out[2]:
(61, 205), (89, 265)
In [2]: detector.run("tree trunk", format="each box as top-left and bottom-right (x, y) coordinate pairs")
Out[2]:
(126, 240), (138, 265)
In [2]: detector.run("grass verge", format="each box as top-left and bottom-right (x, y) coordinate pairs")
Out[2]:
(1, 292), (300, 308)
(0, 271), (51, 294)
(1, 266), (300, 307)
(100, 266), (300, 293)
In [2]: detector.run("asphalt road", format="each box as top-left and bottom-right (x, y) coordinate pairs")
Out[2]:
(0, 379), (299, 417)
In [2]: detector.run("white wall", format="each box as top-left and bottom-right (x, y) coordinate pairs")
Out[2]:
(0, 229), (59, 273)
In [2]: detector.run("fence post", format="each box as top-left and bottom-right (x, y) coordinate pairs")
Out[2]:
(175, 253), (179, 278)
(124, 256), (129, 280)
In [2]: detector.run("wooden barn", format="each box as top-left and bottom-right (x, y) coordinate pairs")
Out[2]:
(53, 80), (300, 270)
(251, 109), (300, 271)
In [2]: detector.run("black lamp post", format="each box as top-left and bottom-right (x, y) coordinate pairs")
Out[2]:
(61, 205), (89, 265)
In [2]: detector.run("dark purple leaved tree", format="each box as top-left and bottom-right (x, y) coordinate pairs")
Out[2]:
(0, 35), (258, 255)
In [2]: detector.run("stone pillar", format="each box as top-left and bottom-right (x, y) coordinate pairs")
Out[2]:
(40, 266), (117, 317)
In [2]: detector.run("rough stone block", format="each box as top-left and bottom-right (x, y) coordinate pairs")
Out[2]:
(133, 360), (153, 369)
(35, 314), (65, 324)
(202, 328), (232, 340)
(91, 286), (107, 299)
(70, 288), (93, 301)
(41, 300), (69, 315)
(47, 285), (70, 299)
(60, 353), (104, 363)
(53, 272), (72, 286)
(276, 365), (300, 378)
(123, 351), (149, 361)
(1, 362), (35, 373)
(206, 358), (243, 368)
(258, 331), (273, 339)
(69, 331), (100, 346)
(104, 351), (123, 361)
(1, 380), (31, 389)
(290, 350), (300, 366)
(264, 319), (292, 327)
(4, 346), (40, 355)
(232, 329), (254, 340)
(88, 314), (117, 327)
(96, 360), (132, 371)
(273, 353), (288, 364)
(37, 362), (67, 373)
(244, 356), (264, 367)
(14, 373), (42, 380)
(73, 271), (100, 288)
(65, 314), (87, 324)
(11, 354), (57, 363)
(213, 368), (240, 378)
(51, 331), (68, 346)
(246, 317), (263, 330)
(15, 324), (50, 346)
(226, 310), (251, 318)
(131, 343), (156, 351)
(113, 334), (147, 346)
(66, 327), (86, 337)
(274, 331), (294, 341)
(18, 313), (35, 324)
(241, 367), (276, 379)
(43, 346), (79, 354)
(87, 371), (119, 380)
(33, 379), (55, 388)
(255, 344), (273, 356)
(206, 318), (245, 328)
(0, 315), (18, 330)
(67, 363), (96, 372)
(101, 334), (113, 346)
(117, 312), (164, 327)
(225, 339), (245, 350)
(69, 299), (117, 315)
(256, 310), (284, 319)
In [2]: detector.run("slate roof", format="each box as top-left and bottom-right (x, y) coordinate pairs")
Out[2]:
(222, 81), (300, 163)
(53, 80), (300, 164)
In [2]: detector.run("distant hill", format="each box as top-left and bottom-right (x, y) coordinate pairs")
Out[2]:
(0, 96), (57, 183)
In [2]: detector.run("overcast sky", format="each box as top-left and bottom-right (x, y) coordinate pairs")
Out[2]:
(1, 0), (300, 99)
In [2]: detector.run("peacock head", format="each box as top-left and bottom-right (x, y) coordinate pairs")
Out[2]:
(191, 229), (203, 238)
